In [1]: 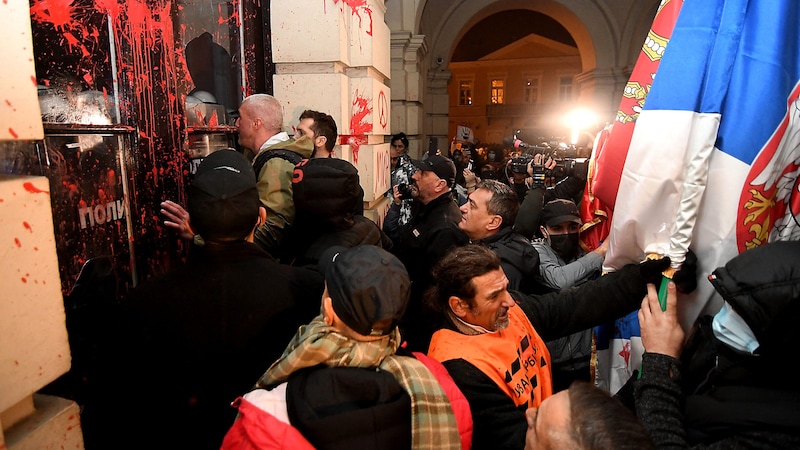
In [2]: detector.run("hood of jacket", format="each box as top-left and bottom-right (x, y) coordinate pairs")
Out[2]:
(479, 227), (540, 280)
(708, 241), (800, 356)
(263, 134), (315, 159)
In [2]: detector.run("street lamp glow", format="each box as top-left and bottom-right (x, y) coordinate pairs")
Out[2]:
(565, 108), (598, 145)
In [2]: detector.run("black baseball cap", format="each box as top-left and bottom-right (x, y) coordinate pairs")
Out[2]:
(541, 199), (582, 227)
(188, 149), (259, 242)
(318, 245), (410, 336)
(412, 155), (457, 185)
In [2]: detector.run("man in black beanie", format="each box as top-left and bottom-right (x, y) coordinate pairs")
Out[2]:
(84, 149), (324, 450)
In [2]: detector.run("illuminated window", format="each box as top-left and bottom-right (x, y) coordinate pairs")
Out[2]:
(524, 77), (539, 104)
(459, 80), (473, 106)
(559, 76), (573, 102)
(491, 79), (505, 104)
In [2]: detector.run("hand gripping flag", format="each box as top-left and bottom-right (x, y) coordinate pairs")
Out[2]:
(595, 0), (800, 394)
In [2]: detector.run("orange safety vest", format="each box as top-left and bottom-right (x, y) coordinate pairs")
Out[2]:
(428, 306), (553, 408)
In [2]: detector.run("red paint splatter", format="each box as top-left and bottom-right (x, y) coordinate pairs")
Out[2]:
(31, 75), (38, 85)
(5, 100), (11, 107)
(208, 109), (219, 127)
(340, 135), (367, 164)
(350, 90), (373, 135)
(23, 222), (33, 232)
(8, 128), (18, 138)
(23, 182), (50, 194)
(14, 238), (21, 247)
(335, 0), (373, 36)
(30, 0), (74, 31)
(94, 0), (122, 18)
(21, 277), (27, 283)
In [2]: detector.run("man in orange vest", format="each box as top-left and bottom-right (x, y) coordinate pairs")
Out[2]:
(426, 244), (692, 450)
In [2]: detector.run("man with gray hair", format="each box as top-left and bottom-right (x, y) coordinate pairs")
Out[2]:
(162, 93), (314, 258)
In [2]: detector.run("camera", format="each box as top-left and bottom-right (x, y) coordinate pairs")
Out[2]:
(550, 157), (589, 180)
(397, 182), (414, 200)
(506, 136), (590, 181)
(510, 154), (534, 174)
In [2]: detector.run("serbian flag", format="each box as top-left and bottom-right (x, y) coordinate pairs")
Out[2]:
(595, 0), (800, 394)
(591, 0), (684, 209)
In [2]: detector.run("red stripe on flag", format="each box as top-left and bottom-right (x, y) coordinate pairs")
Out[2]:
(592, 0), (684, 208)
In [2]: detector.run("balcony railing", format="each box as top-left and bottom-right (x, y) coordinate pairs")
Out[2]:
(486, 103), (545, 118)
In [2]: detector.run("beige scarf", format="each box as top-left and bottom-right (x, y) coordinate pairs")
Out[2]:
(256, 315), (462, 450)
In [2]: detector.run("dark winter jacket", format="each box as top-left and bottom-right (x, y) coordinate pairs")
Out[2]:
(390, 192), (469, 352)
(281, 158), (391, 267)
(474, 227), (540, 292)
(634, 240), (800, 449)
(84, 241), (325, 450)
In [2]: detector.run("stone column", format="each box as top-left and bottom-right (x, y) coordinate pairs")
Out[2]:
(390, 31), (427, 158)
(426, 69), (452, 156)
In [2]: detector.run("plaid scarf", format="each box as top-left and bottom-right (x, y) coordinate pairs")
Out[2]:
(256, 315), (462, 450)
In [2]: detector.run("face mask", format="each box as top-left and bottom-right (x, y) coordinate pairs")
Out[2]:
(712, 301), (759, 354)
(548, 232), (580, 261)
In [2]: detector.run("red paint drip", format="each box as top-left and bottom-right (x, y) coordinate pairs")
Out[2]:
(350, 90), (373, 135)
(23, 222), (33, 232)
(336, 0), (374, 36)
(15, 238), (21, 247)
(340, 135), (367, 165)
(22, 182), (49, 194)
(5, 100), (11, 107)
(8, 128), (18, 138)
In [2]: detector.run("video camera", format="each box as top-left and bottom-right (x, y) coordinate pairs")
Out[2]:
(504, 136), (589, 180)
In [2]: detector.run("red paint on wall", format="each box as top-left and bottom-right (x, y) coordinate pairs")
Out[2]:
(8, 128), (18, 138)
(15, 238), (22, 247)
(350, 89), (373, 135)
(30, 0), (74, 31)
(23, 222), (33, 232)
(23, 182), (50, 194)
(334, 0), (373, 36)
(340, 135), (367, 165)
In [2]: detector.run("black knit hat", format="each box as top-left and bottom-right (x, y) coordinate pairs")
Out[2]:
(188, 149), (259, 242)
(319, 245), (410, 336)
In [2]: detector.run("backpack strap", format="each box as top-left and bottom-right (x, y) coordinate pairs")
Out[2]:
(252, 149), (304, 180)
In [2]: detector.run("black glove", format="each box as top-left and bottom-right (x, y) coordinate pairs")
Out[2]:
(638, 257), (671, 286)
(672, 248), (698, 294)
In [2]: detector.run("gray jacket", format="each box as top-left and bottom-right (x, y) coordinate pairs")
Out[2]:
(532, 240), (603, 370)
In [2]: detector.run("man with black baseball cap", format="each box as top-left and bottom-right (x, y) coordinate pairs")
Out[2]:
(384, 154), (468, 352)
(87, 149), (324, 449)
(222, 245), (471, 450)
(534, 198), (608, 392)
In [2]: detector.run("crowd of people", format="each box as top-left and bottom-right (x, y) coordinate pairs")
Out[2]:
(75, 93), (800, 449)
